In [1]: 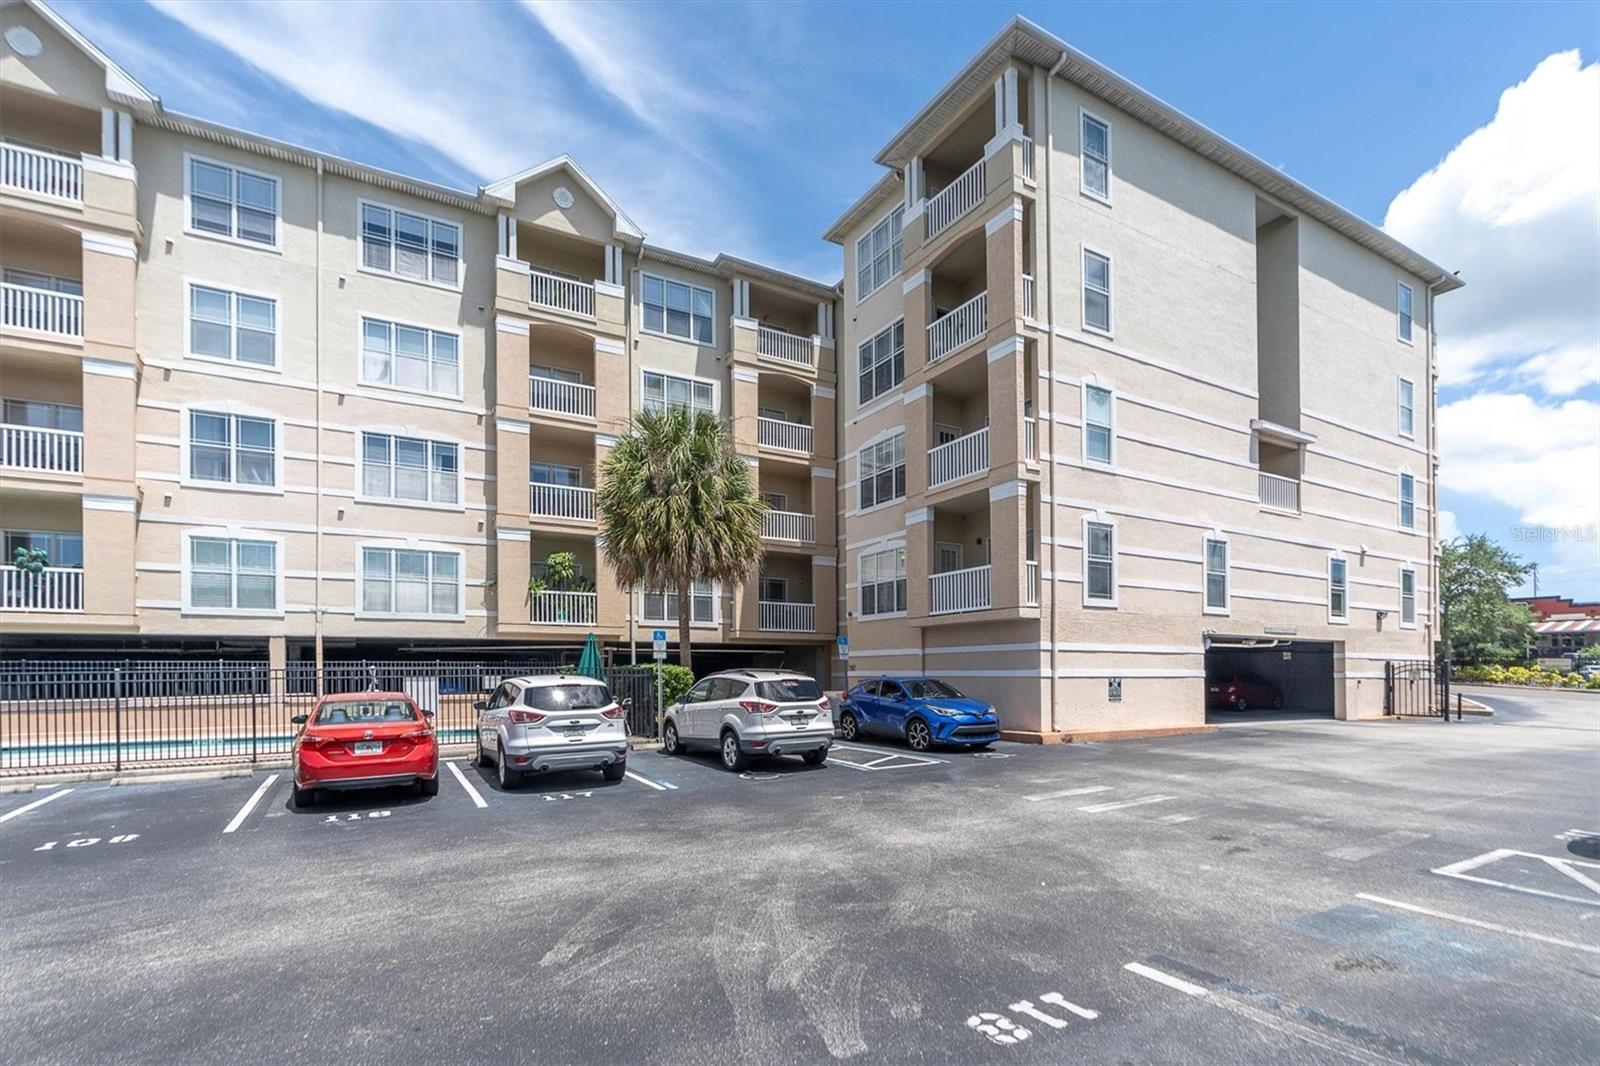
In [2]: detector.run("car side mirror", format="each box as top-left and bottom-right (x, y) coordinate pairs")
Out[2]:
(421, 709), (436, 718)
(473, 701), (487, 711)
(290, 714), (309, 725)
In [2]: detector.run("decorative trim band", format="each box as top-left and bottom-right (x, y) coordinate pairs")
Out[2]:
(83, 494), (137, 512)
(82, 356), (137, 379)
(494, 418), (530, 434)
(81, 231), (137, 259)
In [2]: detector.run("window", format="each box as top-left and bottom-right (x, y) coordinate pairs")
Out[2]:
(1081, 111), (1110, 200)
(936, 542), (963, 573)
(1400, 568), (1417, 627)
(859, 546), (906, 616)
(762, 492), (789, 511)
(1397, 281), (1414, 343)
(1083, 248), (1112, 334)
(188, 157), (277, 246)
(529, 462), (582, 487)
(1084, 384), (1113, 464)
(642, 371), (714, 416)
(856, 205), (905, 300)
(642, 274), (713, 344)
(360, 432), (459, 505)
(361, 317), (460, 397)
(360, 202), (460, 286)
(188, 411), (276, 488)
(857, 320), (905, 405)
(188, 536), (277, 612)
(858, 433), (906, 510)
(2, 399), (82, 431)
(1084, 520), (1116, 605)
(532, 365), (582, 384)
(1203, 537), (1229, 613)
(1329, 556), (1348, 622)
(1398, 377), (1415, 439)
(759, 577), (788, 603)
(361, 547), (460, 617)
(1398, 473), (1416, 529)
(1, 268), (81, 295)
(3, 530), (82, 568)
(643, 580), (714, 623)
(188, 285), (276, 367)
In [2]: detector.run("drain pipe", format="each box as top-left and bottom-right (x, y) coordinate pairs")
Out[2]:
(1424, 275), (1445, 658)
(313, 157), (325, 676)
(1043, 50), (1067, 734)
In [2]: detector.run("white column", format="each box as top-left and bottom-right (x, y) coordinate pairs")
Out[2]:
(116, 111), (134, 162)
(100, 107), (116, 159)
(1003, 68), (1019, 130)
(497, 212), (517, 259)
(816, 301), (833, 341)
(604, 244), (623, 284)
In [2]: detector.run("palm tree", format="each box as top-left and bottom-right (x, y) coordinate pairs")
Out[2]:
(596, 406), (766, 674)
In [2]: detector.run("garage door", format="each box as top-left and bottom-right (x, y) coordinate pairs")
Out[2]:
(1204, 639), (1334, 719)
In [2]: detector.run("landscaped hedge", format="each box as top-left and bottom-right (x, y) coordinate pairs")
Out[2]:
(1453, 664), (1600, 689)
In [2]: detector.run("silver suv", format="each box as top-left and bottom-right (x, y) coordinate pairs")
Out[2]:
(473, 675), (628, 789)
(660, 669), (832, 771)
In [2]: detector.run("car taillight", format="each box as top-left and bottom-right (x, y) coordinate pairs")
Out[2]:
(817, 696), (831, 711)
(600, 704), (625, 720)
(301, 734), (334, 748)
(508, 709), (546, 725)
(739, 699), (778, 715)
(398, 728), (434, 740)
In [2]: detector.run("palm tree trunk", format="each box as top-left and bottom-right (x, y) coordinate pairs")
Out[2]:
(676, 574), (694, 675)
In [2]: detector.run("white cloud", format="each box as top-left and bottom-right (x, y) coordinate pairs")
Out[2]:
(1384, 50), (1599, 395)
(1438, 508), (1460, 543)
(1438, 392), (1600, 532)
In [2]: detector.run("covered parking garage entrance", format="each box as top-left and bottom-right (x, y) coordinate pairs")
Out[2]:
(1204, 637), (1335, 721)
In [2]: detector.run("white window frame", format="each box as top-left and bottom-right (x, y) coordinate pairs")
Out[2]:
(1082, 515), (1118, 608)
(2, 529), (84, 568)
(357, 198), (463, 290)
(1328, 553), (1349, 624)
(183, 280), (279, 369)
(1082, 379), (1115, 466)
(1397, 281), (1414, 344)
(857, 431), (907, 511)
(180, 529), (284, 617)
(759, 576), (789, 603)
(857, 319), (906, 407)
(1202, 533), (1230, 615)
(529, 461), (582, 487)
(1398, 471), (1416, 530)
(358, 315), (462, 400)
(858, 544), (907, 618)
(639, 580), (718, 626)
(1081, 244), (1113, 337)
(762, 491), (789, 511)
(935, 541), (964, 573)
(1399, 567), (1417, 629)
(640, 369), (718, 417)
(355, 543), (465, 621)
(1398, 376), (1415, 440)
(356, 431), (464, 510)
(183, 153), (280, 251)
(180, 405), (282, 494)
(855, 203), (906, 301)
(640, 272), (716, 346)
(1079, 107), (1112, 203)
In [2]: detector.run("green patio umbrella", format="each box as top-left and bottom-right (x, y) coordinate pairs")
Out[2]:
(576, 633), (604, 681)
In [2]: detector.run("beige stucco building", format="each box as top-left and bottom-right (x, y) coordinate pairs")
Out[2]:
(3, 5), (1458, 736)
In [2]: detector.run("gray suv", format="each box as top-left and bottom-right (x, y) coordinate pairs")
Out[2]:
(474, 675), (628, 788)
(660, 669), (831, 771)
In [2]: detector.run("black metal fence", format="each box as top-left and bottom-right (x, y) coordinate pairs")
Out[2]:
(0, 659), (657, 777)
(1384, 659), (1452, 720)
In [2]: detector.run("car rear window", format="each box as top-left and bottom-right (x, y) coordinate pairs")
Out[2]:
(314, 700), (419, 724)
(755, 678), (821, 702)
(524, 683), (611, 711)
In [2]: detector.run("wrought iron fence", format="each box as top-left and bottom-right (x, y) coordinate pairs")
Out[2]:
(1384, 659), (1452, 720)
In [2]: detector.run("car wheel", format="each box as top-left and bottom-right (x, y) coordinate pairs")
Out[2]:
(838, 710), (860, 741)
(1271, 694), (1284, 710)
(419, 774), (440, 796)
(602, 758), (627, 782)
(720, 731), (749, 772)
(906, 718), (932, 752)
(292, 785), (315, 808)
(475, 736), (492, 768)
(802, 749), (827, 766)
(662, 720), (682, 756)
(497, 744), (521, 790)
(1235, 697), (1249, 712)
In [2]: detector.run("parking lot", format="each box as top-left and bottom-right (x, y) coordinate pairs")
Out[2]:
(2, 687), (1597, 1065)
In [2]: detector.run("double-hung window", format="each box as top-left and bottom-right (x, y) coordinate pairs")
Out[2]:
(188, 536), (277, 612)
(1400, 568), (1417, 627)
(361, 203), (461, 286)
(1329, 556), (1349, 621)
(361, 547), (459, 616)
(858, 434), (906, 510)
(189, 284), (276, 366)
(361, 432), (459, 506)
(1203, 537), (1229, 612)
(1399, 473), (1416, 529)
(361, 317), (460, 397)
(1398, 377), (1415, 439)
(643, 580), (714, 623)
(189, 411), (275, 488)
(1084, 521), (1116, 605)
(642, 275), (714, 344)
(858, 320), (905, 405)
(859, 546), (906, 616)
(1084, 384), (1114, 464)
(1397, 282), (1414, 343)
(188, 158), (277, 246)
(1083, 249), (1112, 334)
(1081, 112), (1111, 199)
(642, 371), (714, 416)
(856, 206), (904, 299)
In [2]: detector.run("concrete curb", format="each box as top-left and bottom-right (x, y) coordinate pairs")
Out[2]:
(0, 742), (479, 789)
(1454, 682), (1599, 695)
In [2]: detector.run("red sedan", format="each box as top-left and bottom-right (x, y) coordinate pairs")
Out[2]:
(1206, 673), (1284, 712)
(291, 692), (439, 806)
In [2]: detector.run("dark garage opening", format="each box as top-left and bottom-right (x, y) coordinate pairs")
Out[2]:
(1204, 638), (1335, 721)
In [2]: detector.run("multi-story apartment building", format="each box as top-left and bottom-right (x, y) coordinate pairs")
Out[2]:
(824, 18), (1458, 738)
(0, 0), (838, 677)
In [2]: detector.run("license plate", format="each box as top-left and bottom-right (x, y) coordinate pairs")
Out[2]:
(353, 741), (383, 755)
(786, 715), (811, 727)
(564, 726), (586, 739)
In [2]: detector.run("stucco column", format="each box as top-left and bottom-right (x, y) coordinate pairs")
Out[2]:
(905, 507), (935, 620)
(732, 368), (760, 455)
(985, 198), (1024, 337)
(80, 496), (135, 620)
(495, 528), (530, 629)
(593, 435), (627, 633)
(988, 482), (1027, 611)
(986, 335), (1025, 476)
(812, 556), (838, 639)
(593, 337), (628, 435)
(903, 269), (932, 377)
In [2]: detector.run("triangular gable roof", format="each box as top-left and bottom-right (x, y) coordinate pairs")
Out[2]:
(479, 154), (645, 242)
(13, 0), (161, 113)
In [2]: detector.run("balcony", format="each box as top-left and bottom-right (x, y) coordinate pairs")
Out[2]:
(757, 325), (813, 368)
(528, 376), (596, 420)
(763, 510), (814, 544)
(1022, 136), (1035, 181)
(0, 566), (83, 612)
(1, 282), (83, 339)
(1, 425), (83, 474)
(530, 270), (595, 318)
(1024, 416), (1037, 462)
(927, 290), (986, 363)
(530, 589), (598, 627)
(1026, 561), (1039, 606)
(757, 416), (812, 455)
(758, 600), (816, 633)
(1259, 472), (1300, 513)
(1, 143), (83, 203)
(1022, 274), (1036, 320)
(926, 157), (986, 240)
(530, 483), (595, 522)
(930, 564), (991, 615)
(929, 426), (988, 490)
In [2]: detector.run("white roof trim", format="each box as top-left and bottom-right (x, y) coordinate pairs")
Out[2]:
(479, 154), (645, 242)
(21, 0), (160, 112)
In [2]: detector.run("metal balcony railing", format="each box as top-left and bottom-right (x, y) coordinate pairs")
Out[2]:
(528, 376), (596, 419)
(762, 510), (814, 543)
(928, 426), (988, 489)
(927, 290), (986, 363)
(1022, 273), (1036, 319)
(1258, 472), (1300, 513)
(1026, 561), (1040, 606)
(930, 564), (991, 615)
(2, 282), (83, 338)
(1, 142), (83, 202)
(1024, 416), (1037, 461)
(1, 425), (83, 474)
(529, 270), (595, 317)
(531, 590), (598, 626)
(926, 157), (986, 239)
(757, 416), (812, 454)
(1, 566), (83, 612)
(757, 325), (813, 367)
(529, 483), (595, 521)
(758, 601), (815, 633)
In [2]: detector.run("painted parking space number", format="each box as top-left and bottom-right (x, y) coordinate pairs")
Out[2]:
(34, 834), (140, 851)
(967, 990), (1098, 1047)
(324, 810), (391, 823)
(543, 791), (594, 802)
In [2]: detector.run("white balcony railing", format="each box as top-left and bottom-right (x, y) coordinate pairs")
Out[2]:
(759, 600), (815, 633)
(926, 157), (986, 240)
(531, 590), (597, 626)
(930, 564), (991, 615)
(1024, 416), (1037, 461)
(929, 426), (988, 489)
(757, 325), (814, 367)
(2, 283), (83, 338)
(1, 566), (83, 612)
(1026, 561), (1040, 606)
(763, 510), (814, 543)
(1, 425), (83, 474)
(1021, 136), (1035, 181)
(1022, 273), (1036, 320)
(530, 270), (595, 317)
(757, 416), (812, 454)
(1259, 472), (1301, 512)
(927, 290), (987, 364)
(530, 483), (595, 521)
(528, 376), (596, 419)
(1, 142), (83, 202)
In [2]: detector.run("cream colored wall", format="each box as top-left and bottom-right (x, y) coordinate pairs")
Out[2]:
(0, 6), (108, 109)
(629, 255), (728, 415)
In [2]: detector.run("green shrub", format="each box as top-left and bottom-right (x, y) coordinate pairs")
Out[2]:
(1453, 663), (1597, 689)
(653, 663), (695, 706)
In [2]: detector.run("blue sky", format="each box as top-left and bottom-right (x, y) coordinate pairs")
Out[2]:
(57, 0), (1600, 600)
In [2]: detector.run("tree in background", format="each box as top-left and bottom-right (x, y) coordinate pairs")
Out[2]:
(1439, 534), (1536, 664)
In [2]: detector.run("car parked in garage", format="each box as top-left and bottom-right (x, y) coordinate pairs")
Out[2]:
(290, 692), (439, 806)
(660, 669), (832, 771)
(838, 677), (1001, 751)
(474, 675), (628, 789)
(1206, 672), (1285, 711)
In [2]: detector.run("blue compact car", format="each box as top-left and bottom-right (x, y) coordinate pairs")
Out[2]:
(838, 676), (1001, 752)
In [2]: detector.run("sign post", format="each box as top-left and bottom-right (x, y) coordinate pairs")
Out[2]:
(652, 630), (668, 738)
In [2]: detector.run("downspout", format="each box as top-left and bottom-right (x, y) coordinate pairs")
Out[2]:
(1425, 276), (1444, 660)
(1043, 50), (1068, 733)
(313, 157), (325, 674)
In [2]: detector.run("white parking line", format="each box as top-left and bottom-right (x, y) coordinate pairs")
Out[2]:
(1078, 795), (1175, 814)
(446, 761), (488, 808)
(1356, 893), (1600, 955)
(1025, 785), (1112, 803)
(624, 770), (678, 791)
(222, 774), (278, 834)
(1124, 962), (1207, 996)
(1040, 992), (1099, 1020)
(1158, 813), (1199, 824)
(0, 787), (74, 825)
